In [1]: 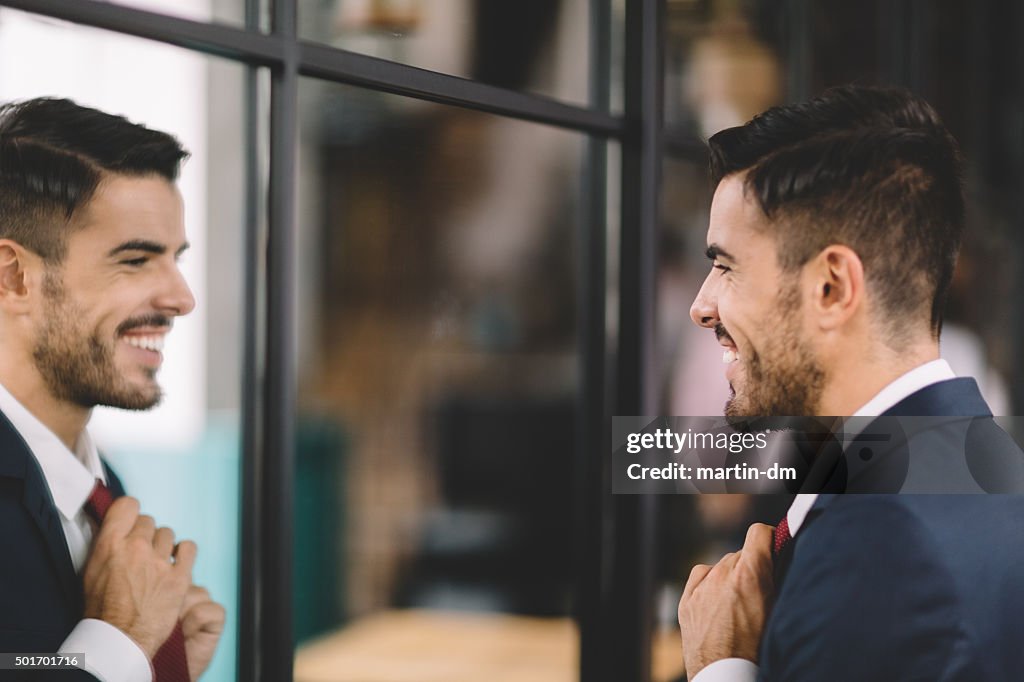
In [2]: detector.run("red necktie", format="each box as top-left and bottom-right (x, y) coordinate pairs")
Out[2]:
(773, 515), (792, 556)
(84, 479), (190, 682)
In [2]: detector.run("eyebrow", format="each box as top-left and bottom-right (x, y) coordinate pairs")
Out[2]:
(107, 240), (191, 258)
(705, 243), (736, 263)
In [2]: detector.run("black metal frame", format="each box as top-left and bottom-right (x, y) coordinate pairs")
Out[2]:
(607, 2), (663, 680)
(0, 0), (667, 680)
(237, 2), (266, 680)
(575, 0), (613, 679)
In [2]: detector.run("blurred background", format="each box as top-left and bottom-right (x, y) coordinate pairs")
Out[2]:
(2, 0), (1024, 680)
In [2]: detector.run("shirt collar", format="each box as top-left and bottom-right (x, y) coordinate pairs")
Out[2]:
(851, 359), (955, 418)
(0, 381), (105, 522)
(786, 358), (955, 537)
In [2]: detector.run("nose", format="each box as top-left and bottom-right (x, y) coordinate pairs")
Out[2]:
(689, 272), (719, 329)
(155, 265), (196, 317)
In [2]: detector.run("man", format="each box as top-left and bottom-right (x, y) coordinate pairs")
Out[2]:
(677, 85), (1024, 681)
(0, 98), (224, 680)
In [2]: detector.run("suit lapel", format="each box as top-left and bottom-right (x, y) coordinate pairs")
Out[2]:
(881, 377), (990, 418)
(101, 460), (126, 498)
(0, 408), (82, 613)
(787, 378), (994, 548)
(773, 494), (836, 587)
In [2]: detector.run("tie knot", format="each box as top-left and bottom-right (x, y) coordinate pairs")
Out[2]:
(773, 515), (792, 556)
(84, 478), (114, 524)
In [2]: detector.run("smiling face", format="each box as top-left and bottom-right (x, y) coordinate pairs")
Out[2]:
(31, 174), (195, 410)
(689, 174), (825, 418)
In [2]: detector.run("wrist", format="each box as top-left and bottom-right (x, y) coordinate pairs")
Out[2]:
(685, 643), (758, 678)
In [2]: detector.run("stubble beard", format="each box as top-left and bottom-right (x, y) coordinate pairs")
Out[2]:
(724, 284), (826, 421)
(32, 271), (162, 411)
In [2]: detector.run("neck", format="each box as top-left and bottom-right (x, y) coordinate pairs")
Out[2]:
(817, 336), (940, 416)
(0, 350), (89, 451)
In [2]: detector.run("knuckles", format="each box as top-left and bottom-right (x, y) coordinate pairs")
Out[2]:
(176, 539), (198, 558)
(91, 533), (115, 556)
(744, 523), (775, 553)
(110, 496), (140, 517)
(126, 535), (155, 555)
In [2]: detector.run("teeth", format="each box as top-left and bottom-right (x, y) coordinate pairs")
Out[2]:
(123, 335), (165, 352)
(722, 349), (738, 364)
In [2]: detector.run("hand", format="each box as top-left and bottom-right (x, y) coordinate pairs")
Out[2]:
(677, 523), (774, 680)
(82, 497), (195, 658)
(152, 527), (226, 680)
(180, 584), (226, 681)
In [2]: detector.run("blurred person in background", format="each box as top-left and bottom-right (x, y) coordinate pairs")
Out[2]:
(677, 85), (1024, 681)
(0, 98), (224, 681)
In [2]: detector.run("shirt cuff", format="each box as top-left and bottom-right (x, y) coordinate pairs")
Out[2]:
(691, 657), (759, 682)
(60, 619), (154, 682)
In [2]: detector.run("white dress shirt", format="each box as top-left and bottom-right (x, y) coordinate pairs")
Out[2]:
(0, 381), (153, 682)
(692, 359), (956, 682)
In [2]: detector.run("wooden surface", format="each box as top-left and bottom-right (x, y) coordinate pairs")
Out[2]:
(295, 609), (685, 682)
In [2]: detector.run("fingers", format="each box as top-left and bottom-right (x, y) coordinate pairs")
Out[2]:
(181, 585), (210, 613)
(172, 540), (198, 576)
(181, 585), (225, 642)
(682, 563), (713, 600)
(153, 527), (176, 558)
(732, 524), (775, 597)
(743, 523), (774, 554)
(127, 514), (156, 544)
(740, 523), (775, 570)
(684, 549), (742, 597)
(95, 496), (140, 539)
(102, 500), (194, 575)
(716, 551), (741, 571)
(182, 600), (226, 638)
(81, 503), (200, 655)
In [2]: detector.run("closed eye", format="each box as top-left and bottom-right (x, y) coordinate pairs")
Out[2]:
(120, 257), (149, 267)
(713, 263), (731, 274)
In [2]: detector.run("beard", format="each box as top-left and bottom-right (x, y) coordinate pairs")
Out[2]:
(723, 283), (826, 420)
(32, 271), (162, 410)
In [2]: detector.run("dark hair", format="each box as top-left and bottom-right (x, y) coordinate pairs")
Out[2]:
(708, 85), (964, 336)
(0, 97), (189, 263)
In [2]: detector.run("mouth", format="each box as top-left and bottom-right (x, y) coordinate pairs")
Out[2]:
(715, 324), (740, 380)
(722, 344), (741, 384)
(118, 328), (169, 368)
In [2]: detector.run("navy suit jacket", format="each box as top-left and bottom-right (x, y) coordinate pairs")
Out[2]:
(758, 378), (1024, 681)
(0, 407), (124, 680)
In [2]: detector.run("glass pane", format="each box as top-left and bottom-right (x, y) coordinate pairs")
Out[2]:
(0, 9), (247, 681)
(107, 0), (248, 28)
(299, 0), (591, 109)
(657, 3), (1018, 677)
(609, 0), (625, 116)
(294, 78), (587, 681)
(664, 0), (785, 137)
(659, 2), (790, 662)
(803, 0), (1012, 413)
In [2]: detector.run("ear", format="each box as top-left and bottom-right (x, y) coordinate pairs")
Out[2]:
(804, 244), (864, 331)
(0, 239), (40, 314)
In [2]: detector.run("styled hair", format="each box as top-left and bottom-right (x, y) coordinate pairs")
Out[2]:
(0, 97), (189, 264)
(708, 85), (964, 336)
